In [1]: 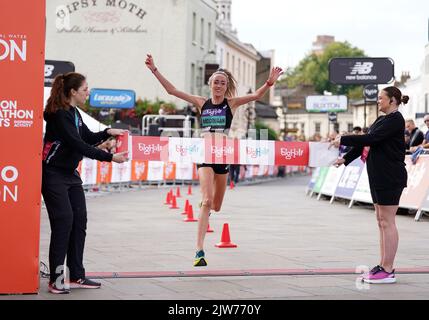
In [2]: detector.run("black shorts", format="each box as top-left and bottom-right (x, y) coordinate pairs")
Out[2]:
(197, 163), (230, 175)
(370, 187), (404, 206)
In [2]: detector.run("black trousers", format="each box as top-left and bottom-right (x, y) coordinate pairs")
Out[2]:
(229, 164), (240, 183)
(42, 165), (87, 283)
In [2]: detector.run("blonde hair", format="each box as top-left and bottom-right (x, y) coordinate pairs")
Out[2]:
(208, 69), (237, 98)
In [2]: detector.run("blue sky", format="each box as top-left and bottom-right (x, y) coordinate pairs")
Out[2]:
(231, 0), (429, 79)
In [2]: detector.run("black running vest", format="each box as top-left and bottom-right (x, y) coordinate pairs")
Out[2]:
(200, 98), (233, 133)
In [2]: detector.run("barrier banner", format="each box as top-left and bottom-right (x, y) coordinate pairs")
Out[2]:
(240, 140), (275, 165)
(275, 141), (309, 166)
(111, 161), (131, 183)
(319, 165), (345, 196)
(399, 156), (429, 209)
(132, 136), (169, 161)
(312, 167), (330, 194)
(97, 161), (112, 184)
(147, 161), (165, 181)
(0, 0), (45, 294)
(307, 167), (321, 191)
(420, 189), (429, 212)
(175, 162), (194, 180)
(204, 136), (239, 164)
(334, 158), (365, 199)
(169, 138), (205, 164)
(80, 158), (97, 185)
(131, 160), (148, 181)
(351, 163), (372, 203)
(163, 162), (176, 180)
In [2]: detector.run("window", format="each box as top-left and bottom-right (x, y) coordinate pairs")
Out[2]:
(226, 52), (230, 69)
(200, 18), (204, 47)
(191, 63), (195, 94)
(208, 22), (212, 50)
(315, 122), (321, 133)
(238, 58), (241, 82)
(232, 55), (235, 74)
(198, 67), (203, 94)
(192, 13), (196, 43)
(347, 123), (353, 133)
(425, 93), (429, 113)
(243, 61), (246, 85)
(220, 48), (224, 66)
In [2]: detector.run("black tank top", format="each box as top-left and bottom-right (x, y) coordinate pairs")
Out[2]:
(200, 98), (233, 134)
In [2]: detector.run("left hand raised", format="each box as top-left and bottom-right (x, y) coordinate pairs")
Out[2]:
(107, 128), (128, 136)
(267, 67), (284, 85)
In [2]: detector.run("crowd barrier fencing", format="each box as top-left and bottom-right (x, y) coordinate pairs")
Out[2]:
(306, 155), (429, 221)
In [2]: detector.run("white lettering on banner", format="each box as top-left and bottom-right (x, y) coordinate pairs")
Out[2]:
(138, 143), (162, 155)
(0, 166), (19, 203)
(246, 147), (269, 159)
(0, 37), (27, 62)
(0, 100), (34, 128)
(211, 146), (234, 158)
(280, 148), (304, 160)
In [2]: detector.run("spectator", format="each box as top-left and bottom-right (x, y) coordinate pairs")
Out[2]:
(410, 114), (429, 152)
(353, 126), (362, 135)
(405, 119), (424, 150)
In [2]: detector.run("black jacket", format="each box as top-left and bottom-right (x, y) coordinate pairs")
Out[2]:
(341, 111), (407, 190)
(43, 106), (113, 172)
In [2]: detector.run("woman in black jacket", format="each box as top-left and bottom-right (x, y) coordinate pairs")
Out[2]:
(42, 72), (128, 294)
(331, 86), (409, 284)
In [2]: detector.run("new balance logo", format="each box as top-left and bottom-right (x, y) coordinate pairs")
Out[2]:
(350, 62), (373, 75)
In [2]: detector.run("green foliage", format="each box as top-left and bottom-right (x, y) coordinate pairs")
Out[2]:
(254, 121), (279, 140)
(280, 41), (367, 98)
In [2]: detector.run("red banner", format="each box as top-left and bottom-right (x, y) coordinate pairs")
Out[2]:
(274, 141), (309, 166)
(132, 136), (169, 161)
(0, 0), (46, 294)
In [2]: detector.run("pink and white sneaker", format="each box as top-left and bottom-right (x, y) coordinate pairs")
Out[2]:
(363, 265), (396, 284)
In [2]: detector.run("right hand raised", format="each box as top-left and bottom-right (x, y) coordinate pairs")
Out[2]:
(145, 53), (156, 72)
(112, 151), (129, 163)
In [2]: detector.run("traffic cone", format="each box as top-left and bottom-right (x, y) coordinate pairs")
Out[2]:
(215, 223), (237, 248)
(229, 180), (234, 190)
(187, 184), (192, 195)
(176, 186), (181, 198)
(207, 223), (214, 233)
(184, 205), (198, 222)
(170, 195), (179, 209)
(181, 199), (189, 215)
(164, 191), (171, 205)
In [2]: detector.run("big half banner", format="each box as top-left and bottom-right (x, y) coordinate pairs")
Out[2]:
(0, 0), (46, 293)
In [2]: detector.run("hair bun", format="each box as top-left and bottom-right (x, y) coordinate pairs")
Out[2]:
(401, 95), (409, 105)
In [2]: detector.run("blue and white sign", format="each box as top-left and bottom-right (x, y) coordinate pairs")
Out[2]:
(89, 88), (135, 109)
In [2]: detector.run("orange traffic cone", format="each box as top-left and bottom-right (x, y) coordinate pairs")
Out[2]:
(170, 195), (179, 209)
(176, 186), (181, 198)
(187, 184), (192, 195)
(164, 191), (172, 205)
(182, 199), (189, 215)
(229, 180), (234, 190)
(215, 223), (237, 248)
(207, 223), (214, 233)
(184, 205), (198, 222)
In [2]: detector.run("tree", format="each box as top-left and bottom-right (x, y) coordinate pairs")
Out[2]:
(281, 41), (367, 98)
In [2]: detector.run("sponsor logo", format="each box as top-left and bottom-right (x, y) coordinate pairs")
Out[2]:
(211, 145), (234, 158)
(280, 148), (304, 160)
(175, 144), (200, 157)
(93, 93), (132, 104)
(138, 143), (162, 155)
(246, 147), (270, 159)
(346, 62), (376, 81)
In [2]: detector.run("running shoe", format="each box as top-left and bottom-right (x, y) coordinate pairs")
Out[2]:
(193, 250), (207, 267)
